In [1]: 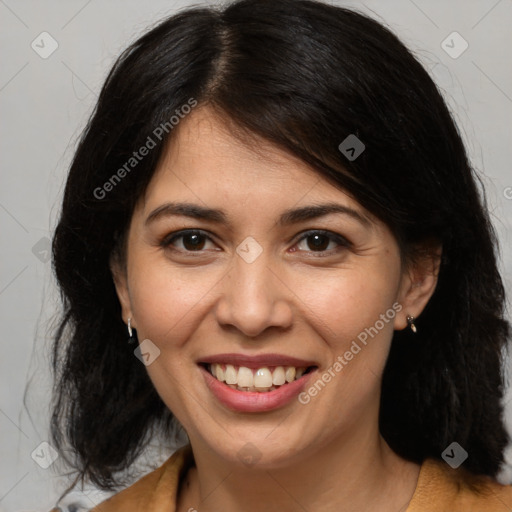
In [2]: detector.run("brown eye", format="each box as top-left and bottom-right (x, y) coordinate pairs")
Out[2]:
(306, 234), (330, 251)
(182, 233), (206, 251)
(162, 230), (216, 252)
(294, 230), (351, 254)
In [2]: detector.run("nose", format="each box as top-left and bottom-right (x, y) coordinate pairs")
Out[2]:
(214, 251), (293, 338)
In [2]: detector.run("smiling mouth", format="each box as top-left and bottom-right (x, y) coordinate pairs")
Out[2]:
(201, 363), (317, 392)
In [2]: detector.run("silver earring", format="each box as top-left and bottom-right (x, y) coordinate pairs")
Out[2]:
(127, 318), (137, 344)
(406, 315), (417, 333)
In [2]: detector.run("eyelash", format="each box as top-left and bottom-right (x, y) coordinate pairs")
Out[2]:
(160, 229), (351, 256)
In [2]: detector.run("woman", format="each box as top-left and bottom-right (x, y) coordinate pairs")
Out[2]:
(50, 0), (512, 510)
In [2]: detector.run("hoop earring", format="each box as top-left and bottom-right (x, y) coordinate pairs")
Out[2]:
(127, 318), (137, 344)
(406, 315), (417, 333)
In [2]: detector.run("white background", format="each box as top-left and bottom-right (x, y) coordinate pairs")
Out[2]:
(0, 0), (511, 510)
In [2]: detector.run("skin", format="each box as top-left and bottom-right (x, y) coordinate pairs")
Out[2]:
(112, 106), (441, 512)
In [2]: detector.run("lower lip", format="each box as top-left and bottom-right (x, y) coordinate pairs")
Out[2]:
(200, 365), (316, 413)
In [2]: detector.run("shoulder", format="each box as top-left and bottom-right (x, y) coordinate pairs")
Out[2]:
(407, 458), (512, 511)
(49, 445), (193, 512)
(88, 444), (193, 512)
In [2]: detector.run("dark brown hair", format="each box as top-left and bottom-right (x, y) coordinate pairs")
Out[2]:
(51, 0), (510, 489)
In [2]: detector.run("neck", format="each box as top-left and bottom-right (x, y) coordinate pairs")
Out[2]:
(177, 423), (420, 512)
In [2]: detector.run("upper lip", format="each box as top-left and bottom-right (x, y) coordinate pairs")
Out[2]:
(198, 353), (318, 369)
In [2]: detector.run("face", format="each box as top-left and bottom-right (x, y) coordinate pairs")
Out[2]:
(113, 107), (437, 468)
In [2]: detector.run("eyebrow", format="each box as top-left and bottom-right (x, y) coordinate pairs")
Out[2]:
(145, 202), (227, 226)
(145, 201), (372, 229)
(278, 203), (372, 228)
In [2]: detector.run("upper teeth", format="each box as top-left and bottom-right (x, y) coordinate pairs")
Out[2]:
(209, 363), (306, 391)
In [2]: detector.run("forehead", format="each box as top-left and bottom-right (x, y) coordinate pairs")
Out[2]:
(156, 107), (319, 187)
(140, 107), (369, 217)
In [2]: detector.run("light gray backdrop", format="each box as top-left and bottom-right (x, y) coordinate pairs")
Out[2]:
(1, 0), (511, 510)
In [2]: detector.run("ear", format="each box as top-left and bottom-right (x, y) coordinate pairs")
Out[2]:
(110, 253), (133, 327)
(394, 241), (442, 331)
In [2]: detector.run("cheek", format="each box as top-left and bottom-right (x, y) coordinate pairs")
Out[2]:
(291, 264), (401, 356)
(127, 255), (220, 345)
(293, 267), (402, 426)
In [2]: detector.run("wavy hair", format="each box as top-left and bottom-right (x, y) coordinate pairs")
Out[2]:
(51, 0), (510, 488)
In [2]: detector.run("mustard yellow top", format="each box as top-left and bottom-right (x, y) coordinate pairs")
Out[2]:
(61, 445), (512, 511)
